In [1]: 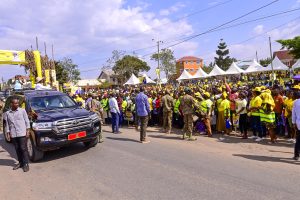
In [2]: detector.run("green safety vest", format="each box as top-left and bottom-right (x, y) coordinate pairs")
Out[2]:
(101, 99), (109, 111)
(174, 99), (180, 113)
(259, 108), (275, 123)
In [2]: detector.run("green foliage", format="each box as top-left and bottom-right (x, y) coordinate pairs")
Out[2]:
(100, 80), (112, 89)
(202, 65), (213, 73)
(151, 48), (176, 79)
(55, 58), (81, 84)
(277, 36), (300, 59)
(112, 55), (150, 83)
(214, 39), (233, 71)
(259, 57), (272, 67)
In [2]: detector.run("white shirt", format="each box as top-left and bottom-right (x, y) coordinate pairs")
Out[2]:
(35, 83), (51, 90)
(292, 99), (300, 130)
(109, 97), (120, 114)
(236, 99), (247, 114)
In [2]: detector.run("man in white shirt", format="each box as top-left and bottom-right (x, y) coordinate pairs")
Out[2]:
(292, 91), (300, 160)
(109, 93), (120, 133)
(35, 77), (51, 90)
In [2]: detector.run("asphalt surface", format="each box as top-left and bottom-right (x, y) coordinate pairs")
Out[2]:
(0, 126), (299, 200)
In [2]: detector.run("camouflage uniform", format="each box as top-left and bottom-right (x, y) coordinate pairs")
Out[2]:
(161, 94), (174, 133)
(0, 100), (4, 131)
(180, 94), (195, 140)
(86, 98), (104, 143)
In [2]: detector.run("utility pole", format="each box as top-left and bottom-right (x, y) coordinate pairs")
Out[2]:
(256, 51), (259, 62)
(269, 36), (274, 84)
(152, 39), (163, 83)
(44, 42), (47, 56)
(36, 36), (39, 50)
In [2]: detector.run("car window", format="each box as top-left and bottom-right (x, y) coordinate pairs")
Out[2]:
(29, 95), (77, 111)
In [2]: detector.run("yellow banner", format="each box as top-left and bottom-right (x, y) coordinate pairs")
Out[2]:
(45, 69), (50, 83)
(0, 50), (26, 65)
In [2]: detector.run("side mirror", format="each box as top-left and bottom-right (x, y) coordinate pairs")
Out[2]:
(77, 102), (83, 107)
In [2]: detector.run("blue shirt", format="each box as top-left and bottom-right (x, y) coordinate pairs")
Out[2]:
(135, 92), (150, 117)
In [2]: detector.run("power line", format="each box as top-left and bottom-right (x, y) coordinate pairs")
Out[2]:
(76, 0), (234, 66)
(141, 0), (280, 58)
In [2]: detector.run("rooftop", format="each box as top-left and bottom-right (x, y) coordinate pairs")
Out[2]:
(273, 50), (294, 60)
(177, 56), (202, 62)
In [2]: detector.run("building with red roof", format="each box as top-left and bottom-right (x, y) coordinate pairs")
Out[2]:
(273, 50), (296, 67)
(176, 56), (203, 76)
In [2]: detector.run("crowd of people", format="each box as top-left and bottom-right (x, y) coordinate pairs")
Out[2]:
(70, 75), (300, 160)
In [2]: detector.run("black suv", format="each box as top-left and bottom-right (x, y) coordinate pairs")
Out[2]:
(2, 89), (101, 161)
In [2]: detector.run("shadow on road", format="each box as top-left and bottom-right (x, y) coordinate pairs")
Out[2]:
(233, 154), (300, 165)
(0, 158), (16, 167)
(106, 137), (140, 143)
(148, 134), (182, 140)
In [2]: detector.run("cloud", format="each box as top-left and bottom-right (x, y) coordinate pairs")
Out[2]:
(0, 0), (195, 79)
(159, 2), (185, 16)
(253, 25), (264, 35)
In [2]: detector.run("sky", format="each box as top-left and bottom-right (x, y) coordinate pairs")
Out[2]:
(1, 0), (300, 80)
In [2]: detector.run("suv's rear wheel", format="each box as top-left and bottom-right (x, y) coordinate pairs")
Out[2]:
(27, 137), (44, 162)
(3, 122), (11, 143)
(83, 137), (99, 148)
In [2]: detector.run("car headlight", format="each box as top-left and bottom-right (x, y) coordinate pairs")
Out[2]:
(32, 122), (53, 131)
(90, 113), (100, 122)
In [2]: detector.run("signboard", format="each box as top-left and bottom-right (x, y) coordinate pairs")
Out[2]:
(0, 50), (26, 65)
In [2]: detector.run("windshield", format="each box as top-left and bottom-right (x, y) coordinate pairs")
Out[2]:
(29, 95), (77, 111)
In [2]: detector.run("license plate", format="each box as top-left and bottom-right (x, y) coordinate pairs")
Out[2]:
(68, 131), (87, 141)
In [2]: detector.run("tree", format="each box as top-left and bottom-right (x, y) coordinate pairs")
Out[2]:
(202, 64), (213, 74)
(55, 58), (81, 84)
(277, 36), (300, 58)
(102, 50), (125, 70)
(259, 58), (272, 67)
(214, 39), (233, 71)
(112, 55), (150, 83)
(151, 48), (176, 79)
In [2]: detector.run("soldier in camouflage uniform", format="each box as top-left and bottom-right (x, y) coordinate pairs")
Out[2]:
(86, 94), (104, 143)
(161, 90), (174, 134)
(0, 98), (4, 131)
(180, 88), (197, 141)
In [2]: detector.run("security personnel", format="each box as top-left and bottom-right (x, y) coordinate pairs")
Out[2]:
(161, 89), (174, 134)
(200, 92), (213, 137)
(260, 94), (276, 143)
(101, 94), (110, 124)
(249, 87), (263, 141)
(180, 88), (196, 141)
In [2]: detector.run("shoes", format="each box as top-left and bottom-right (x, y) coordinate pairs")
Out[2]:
(219, 137), (225, 141)
(292, 156), (299, 161)
(22, 164), (29, 172)
(188, 137), (197, 141)
(141, 140), (150, 144)
(13, 163), (22, 170)
(255, 137), (262, 142)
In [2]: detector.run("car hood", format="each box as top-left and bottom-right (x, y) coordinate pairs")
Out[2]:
(35, 107), (91, 122)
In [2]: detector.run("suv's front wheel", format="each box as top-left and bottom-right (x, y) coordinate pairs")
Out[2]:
(27, 137), (44, 162)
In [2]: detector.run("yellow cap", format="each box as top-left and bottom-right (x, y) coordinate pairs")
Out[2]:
(253, 87), (261, 92)
(222, 91), (228, 98)
(204, 92), (210, 98)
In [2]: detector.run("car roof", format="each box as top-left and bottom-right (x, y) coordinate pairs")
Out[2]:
(10, 89), (65, 98)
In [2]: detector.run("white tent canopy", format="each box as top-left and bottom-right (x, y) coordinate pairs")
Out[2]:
(193, 68), (208, 78)
(177, 69), (193, 80)
(292, 59), (300, 69)
(160, 78), (168, 84)
(124, 74), (140, 85)
(225, 62), (244, 75)
(142, 73), (156, 84)
(245, 59), (263, 73)
(264, 56), (289, 71)
(208, 64), (225, 76)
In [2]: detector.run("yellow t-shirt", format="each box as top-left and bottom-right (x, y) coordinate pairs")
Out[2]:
(250, 96), (262, 108)
(148, 98), (153, 111)
(217, 99), (230, 112)
(284, 98), (294, 117)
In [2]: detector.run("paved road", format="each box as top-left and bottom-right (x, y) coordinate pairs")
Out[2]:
(0, 126), (299, 200)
